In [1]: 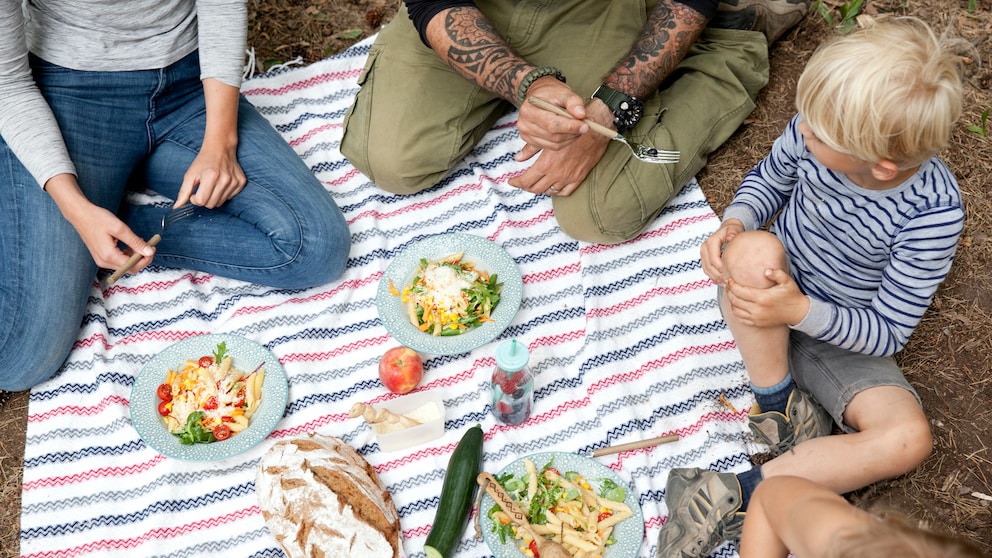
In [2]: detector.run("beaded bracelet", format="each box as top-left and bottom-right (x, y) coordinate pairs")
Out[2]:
(516, 66), (566, 106)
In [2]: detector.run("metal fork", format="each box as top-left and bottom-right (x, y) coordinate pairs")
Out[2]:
(107, 204), (197, 284)
(527, 96), (680, 164)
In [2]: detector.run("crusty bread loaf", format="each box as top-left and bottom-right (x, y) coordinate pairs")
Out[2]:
(256, 434), (400, 558)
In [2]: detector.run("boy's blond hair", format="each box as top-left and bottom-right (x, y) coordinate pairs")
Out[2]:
(796, 17), (963, 168)
(827, 512), (987, 558)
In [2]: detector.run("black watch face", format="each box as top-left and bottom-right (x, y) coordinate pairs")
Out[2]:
(615, 100), (643, 132)
(594, 86), (643, 132)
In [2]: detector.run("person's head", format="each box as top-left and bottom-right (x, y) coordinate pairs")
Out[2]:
(826, 511), (987, 558)
(796, 16), (964, 171)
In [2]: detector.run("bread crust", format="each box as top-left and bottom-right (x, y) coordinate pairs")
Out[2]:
(256, 434), (401, 558)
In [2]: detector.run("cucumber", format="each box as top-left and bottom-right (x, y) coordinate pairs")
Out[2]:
(424, 423), (484, 558)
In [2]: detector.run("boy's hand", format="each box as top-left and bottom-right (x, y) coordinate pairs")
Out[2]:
(726, 268), (810, 327)
(700, 220), (744, 285)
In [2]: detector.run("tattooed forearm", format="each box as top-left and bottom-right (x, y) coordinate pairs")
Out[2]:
(605, 1), (707, 98)
(433, 7), (530, 102)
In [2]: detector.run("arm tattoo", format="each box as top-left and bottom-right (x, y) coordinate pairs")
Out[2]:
(441, 8), (528, 102)
(606, 1), (707, 98)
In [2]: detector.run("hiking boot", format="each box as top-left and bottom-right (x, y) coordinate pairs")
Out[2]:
(709, 0), (812, 43)
(749, 387), (832, 457)
(656, 468), (745, 558)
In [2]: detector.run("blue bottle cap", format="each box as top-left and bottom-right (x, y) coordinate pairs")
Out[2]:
(495, 339), (529, 372)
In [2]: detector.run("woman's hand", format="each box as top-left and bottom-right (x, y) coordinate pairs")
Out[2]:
(176, 141), (246, 208)
(175, 78), (246, 208)
(700, 219), (744, 284)
(45, 174), (156, 271)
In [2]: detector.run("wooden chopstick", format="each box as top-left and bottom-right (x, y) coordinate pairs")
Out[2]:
(107, 233), (161, 285)
(590, 434), (680, 458)
(527, 96), (620, 141)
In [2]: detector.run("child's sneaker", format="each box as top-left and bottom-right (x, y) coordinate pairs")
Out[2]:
(748, 387), (832, 456)
(656, 468), (746, 558)
(709, 0), (812, 43)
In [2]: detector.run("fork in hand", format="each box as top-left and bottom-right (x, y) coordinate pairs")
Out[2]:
(107, 204), (197, 284)
(527, 96), (680, 164)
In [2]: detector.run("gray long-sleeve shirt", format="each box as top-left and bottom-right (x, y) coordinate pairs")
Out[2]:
(0, 0), (246, 188)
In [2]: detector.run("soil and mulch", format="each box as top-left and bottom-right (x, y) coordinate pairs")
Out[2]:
(1, 1), (990, 556)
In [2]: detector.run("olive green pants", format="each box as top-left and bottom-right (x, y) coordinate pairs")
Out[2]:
(341, 0), (769, 243)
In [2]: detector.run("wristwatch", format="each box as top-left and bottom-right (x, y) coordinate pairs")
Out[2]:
(591, 85), (644, 133)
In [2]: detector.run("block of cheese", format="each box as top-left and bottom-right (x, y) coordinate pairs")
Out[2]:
(256, 434), (400, 558)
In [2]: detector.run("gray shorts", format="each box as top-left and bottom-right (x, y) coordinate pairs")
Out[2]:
(788, 330), (920, 433)
(716, 286), (920, 433)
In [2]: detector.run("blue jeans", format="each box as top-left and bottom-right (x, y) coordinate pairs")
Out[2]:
(0, 52), (350, 391)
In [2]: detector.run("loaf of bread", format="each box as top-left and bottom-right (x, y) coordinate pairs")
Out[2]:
(256, 434), (401, 558)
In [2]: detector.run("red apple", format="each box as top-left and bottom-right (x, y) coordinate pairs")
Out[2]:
(378, 346), (424, 394)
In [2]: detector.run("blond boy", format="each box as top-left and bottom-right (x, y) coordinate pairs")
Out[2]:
(658, 17), (965, 557)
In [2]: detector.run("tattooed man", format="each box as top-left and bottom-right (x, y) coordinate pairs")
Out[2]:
(342, 0), (810, 243)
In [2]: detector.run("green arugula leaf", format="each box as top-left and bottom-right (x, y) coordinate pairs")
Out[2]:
(175, 411), (216, 445)
(212, 342), (228, 363)
(598, 477), (627, 502)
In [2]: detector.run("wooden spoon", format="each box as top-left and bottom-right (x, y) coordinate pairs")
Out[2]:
(477, 472), (572, 558)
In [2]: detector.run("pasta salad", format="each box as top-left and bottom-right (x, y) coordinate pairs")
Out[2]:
(487, 458), (634, 558)
(390, 251), (503, 336)
(155, 342), (265, 444)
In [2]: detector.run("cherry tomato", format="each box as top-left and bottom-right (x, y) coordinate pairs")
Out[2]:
(598, 511), (613, 522)
(203, 396), (218, 410)
(221, 415), (234, 423)
(198, 356), (214, 368)
(156, 383), (172, 402)
(157, 401), (171, 416)
(213, 424), (231, 441)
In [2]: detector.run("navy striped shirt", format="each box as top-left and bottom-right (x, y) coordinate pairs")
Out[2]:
(722, 115), (963, 356)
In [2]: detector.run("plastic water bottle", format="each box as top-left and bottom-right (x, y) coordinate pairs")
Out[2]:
(490, 340), (533, 425)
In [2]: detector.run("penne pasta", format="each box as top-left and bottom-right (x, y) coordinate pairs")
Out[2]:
(563, 533), (598, 552)
(486, 458), (634, 557)
(597, 509), (632, 529)
(395, 253), (503, 337)
(156, 342), (260, 445)
(229, 415), (250, 433)
(526, 459), (539, 501)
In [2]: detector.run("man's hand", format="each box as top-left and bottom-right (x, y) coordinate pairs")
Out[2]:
(511, 84), (615, 196)
(510, 126), (610, 196)
(725, 268), (810, 327)
(516, 79), (589, 151)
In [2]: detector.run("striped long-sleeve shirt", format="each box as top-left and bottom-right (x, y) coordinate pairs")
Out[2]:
(722, 115), (963, 357)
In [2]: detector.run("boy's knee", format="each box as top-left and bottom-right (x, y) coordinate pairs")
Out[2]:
(889, 414), (934, 472)
(723, 230), (788, 287)
(863, 412), (933, 476)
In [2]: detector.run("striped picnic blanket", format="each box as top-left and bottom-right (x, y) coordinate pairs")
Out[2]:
(19, 37), (751, 558)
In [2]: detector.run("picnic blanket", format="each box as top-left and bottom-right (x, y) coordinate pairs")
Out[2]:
(19, 37), (753, 558)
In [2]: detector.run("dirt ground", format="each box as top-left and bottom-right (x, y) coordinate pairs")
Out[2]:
(1, 0), (990, 556)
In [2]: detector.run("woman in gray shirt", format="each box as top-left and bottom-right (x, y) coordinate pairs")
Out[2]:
(0, 0), (351, 391)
